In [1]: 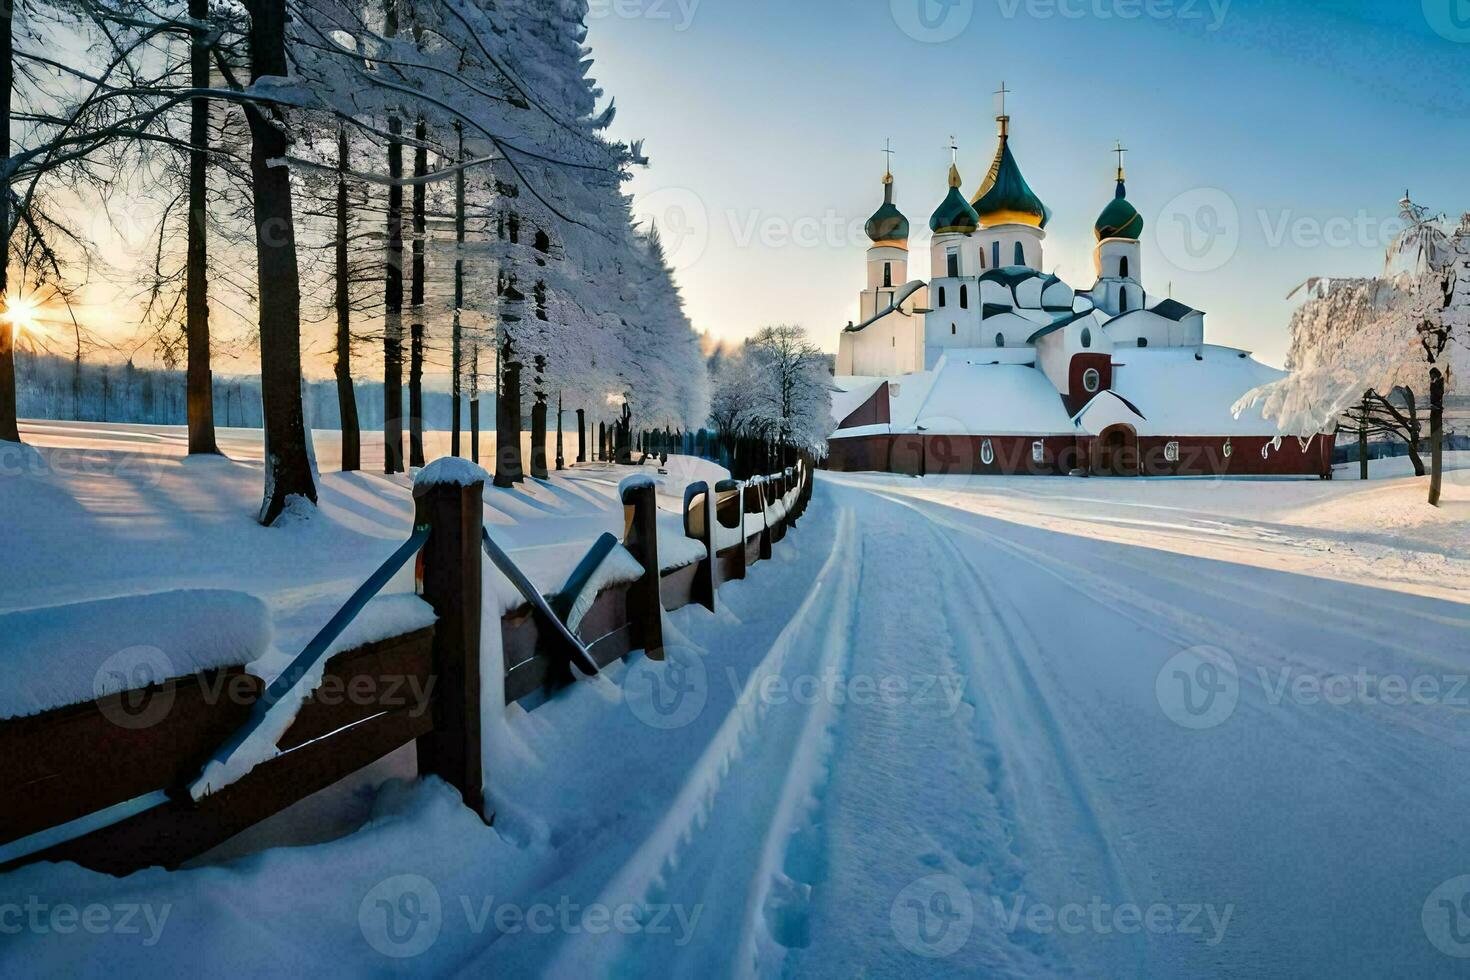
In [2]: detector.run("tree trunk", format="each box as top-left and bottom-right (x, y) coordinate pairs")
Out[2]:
(185, 0), (218, 455)
(0, 2), (18, 444)
(494, 338), (524, 488)
(530, 398), (548, 479)
(555, 392), (564, 471)
(451, 125), (465, 459)
(469, 344), (479, 464)
(1402, 388), (1426, 478)
(408, 116), (427, 468)
(576, 408), (586, 463)
(381, 0), (403, 473)
(1359, 394), (1369, 481)
(244, 0), (316, 525)
(1429, 364), (1445, 507)
(335, 126), (360, 472)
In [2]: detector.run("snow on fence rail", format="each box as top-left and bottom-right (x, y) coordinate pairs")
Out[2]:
(0, 455), (816, 876)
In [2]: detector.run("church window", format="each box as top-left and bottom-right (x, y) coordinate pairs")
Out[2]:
(1015, 242), (1026, 266)
(1119, 256), (1130, 278)
(960, 285), (969, 309)
(883, 263), (892, 288)
(992, 241), (1001, 269)
(1165, 441), (1181, 463)
(1119, 289), (1130, 312)
(951, 323), (957, 335)
(995, 332), (1005, 348)
(981, 439), (995, 466)
(1032, 441), (1045, 464)
(946, 251), (960, 278)
(938, 286), (946, 307)
(1083, 368), (1101, 393)
(1138, 337), (1148, 348)
(1080, 327), (1092, 349)
(1223, 438), (1234, 459)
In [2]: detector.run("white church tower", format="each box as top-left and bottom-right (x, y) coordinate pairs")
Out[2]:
(1090, 142), (1145, 316)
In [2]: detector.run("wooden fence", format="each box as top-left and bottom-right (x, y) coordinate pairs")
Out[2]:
(0, 456), (815, 876)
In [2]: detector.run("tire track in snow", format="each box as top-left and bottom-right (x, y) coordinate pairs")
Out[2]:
(542, 507), (863, 977)
(873, 489), (1445, 804)
(911, 511), (1151, 978)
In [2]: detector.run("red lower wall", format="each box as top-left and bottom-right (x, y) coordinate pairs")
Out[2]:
(828, 433), (1332, 478)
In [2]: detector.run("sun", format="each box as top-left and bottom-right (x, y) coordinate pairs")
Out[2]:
(3, 294), (42, 341)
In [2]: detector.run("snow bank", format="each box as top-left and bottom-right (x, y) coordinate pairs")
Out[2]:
(414, 457), (490, 490)
(0, 590), (272, 720)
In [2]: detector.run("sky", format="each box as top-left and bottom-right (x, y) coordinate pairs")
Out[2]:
(586, 0), (1470, 367)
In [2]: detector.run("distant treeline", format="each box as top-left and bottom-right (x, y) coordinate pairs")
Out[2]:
(14, 351), (491, 431)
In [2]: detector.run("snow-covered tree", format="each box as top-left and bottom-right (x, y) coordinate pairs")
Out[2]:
(738, 325), (833, 455)
(1238, 194), (1466, 505)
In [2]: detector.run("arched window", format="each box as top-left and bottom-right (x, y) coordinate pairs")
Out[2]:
(1119, 289), (1130, 312)
(992, 241), (1001, 269)
(1014, 242), (1026, 266)
(960, 285), (969, 309)
(938, 286), (946, 307)
(1080, 327), (1092, 349)
(1137, 337), (1149, 348)
(1118, 255), (1129, 279)
(951, 323), (957, 336)
(883, 262), (892, 288)
(995, 332), (1005, 348)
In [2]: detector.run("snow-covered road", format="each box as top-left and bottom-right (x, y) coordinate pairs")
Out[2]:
(5, 467), (1468, 978)
(471, 472), (1470, 977)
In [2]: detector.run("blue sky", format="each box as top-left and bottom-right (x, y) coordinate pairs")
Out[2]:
(586, 0), (1470, 365)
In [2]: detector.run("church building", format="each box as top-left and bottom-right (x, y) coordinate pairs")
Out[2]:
(831, 92), (1333, 479)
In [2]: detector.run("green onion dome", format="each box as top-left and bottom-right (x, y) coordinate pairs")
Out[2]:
(1095, 179), (1144, 240)
(930, 164), (980, 235)
(865, 174), (911, 246)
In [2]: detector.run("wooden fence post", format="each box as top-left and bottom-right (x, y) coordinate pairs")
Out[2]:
(622, 478), (665, 661)
(716, 479), (745, 581)
(683, 481), (716, 612)
(767, 475), (787, 545)
(745, 479), (771, 561)
(413, 465), (486, 819)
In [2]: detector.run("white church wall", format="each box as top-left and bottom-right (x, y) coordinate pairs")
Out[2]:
(866, 245), (909, 291)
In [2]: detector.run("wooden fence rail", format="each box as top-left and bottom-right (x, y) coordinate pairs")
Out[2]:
(0, 454), (815, 876)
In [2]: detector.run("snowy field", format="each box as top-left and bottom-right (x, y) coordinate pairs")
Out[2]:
(3, 423), (1469, 977)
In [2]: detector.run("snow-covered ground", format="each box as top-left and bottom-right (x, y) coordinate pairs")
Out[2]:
(3, 424), (1469, 977)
